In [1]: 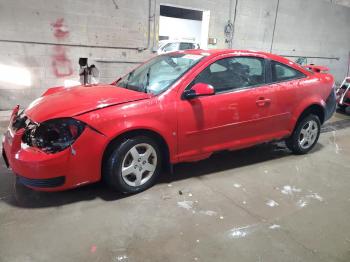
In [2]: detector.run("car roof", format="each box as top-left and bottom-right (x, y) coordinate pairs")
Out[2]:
(178, 49), (278, 59)
(175, 49), (308, 73)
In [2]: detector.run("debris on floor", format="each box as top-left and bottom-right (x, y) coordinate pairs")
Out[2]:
(280, 185), (302, 195)
(116, 255), (128, 261)
(199, 210), (218, 216)
(296, 199), (308, 208)
(269, 224), (281, 229)
(306, 192), (323, 201)
(177, 200), (193, 210)
(228, 224), (257, 239)
(266, 199), (279, 207)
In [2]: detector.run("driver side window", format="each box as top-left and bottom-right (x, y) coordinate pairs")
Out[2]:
(192, 56), (265, 93)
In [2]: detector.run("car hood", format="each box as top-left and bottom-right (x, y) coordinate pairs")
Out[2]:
(25, 84), (151, 122)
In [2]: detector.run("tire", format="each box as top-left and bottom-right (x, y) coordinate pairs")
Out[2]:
(285, 114), (321, 155)
(103, 136), (162, 194)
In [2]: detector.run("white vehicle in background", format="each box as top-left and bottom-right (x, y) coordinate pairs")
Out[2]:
(157, 41), (200, 55)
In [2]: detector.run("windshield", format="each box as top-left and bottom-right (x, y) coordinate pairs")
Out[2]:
(116, 53), (204, 94)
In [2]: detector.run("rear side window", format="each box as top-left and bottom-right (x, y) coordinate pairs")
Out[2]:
(272, 61), (305, 82)
(193, 56), (265, 93)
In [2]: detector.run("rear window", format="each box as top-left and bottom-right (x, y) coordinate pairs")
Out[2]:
(272, 61), (305, 82)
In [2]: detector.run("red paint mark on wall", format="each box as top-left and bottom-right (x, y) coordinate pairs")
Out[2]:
(90, 245), (97, 253)
(51, 18), (73, 78)
(51, 18), (70, 39)
(52, 46), (73, 77)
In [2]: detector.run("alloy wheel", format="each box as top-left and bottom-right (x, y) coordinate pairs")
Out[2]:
(121, 143), (157, 187)
(298, 120), (319, 150)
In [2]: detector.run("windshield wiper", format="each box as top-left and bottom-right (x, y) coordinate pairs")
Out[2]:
(114, 77), (122, 85)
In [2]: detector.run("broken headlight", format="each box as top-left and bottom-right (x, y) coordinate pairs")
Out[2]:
(22, 118), (85, 153)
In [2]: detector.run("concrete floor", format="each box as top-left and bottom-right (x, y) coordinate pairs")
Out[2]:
(1, 110), (350, 262)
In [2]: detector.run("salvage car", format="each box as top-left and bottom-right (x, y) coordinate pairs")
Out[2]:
(336, 76), (350, 111)
(2, 49), (336, 194)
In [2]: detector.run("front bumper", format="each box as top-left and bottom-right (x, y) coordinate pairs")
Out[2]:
(17, 175), (65, 188)
(2, 121), (108, 191)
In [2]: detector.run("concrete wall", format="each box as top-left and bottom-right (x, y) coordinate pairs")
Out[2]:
(0, 0), (349, 110)
(325, 0), (350, 7)
(232, 0), (350, 81)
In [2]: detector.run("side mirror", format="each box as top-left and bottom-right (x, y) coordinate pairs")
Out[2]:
(183, 83), (215, 99)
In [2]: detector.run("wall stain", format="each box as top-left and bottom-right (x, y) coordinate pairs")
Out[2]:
(112, 0), (119, 9)
(50, 18), (73, 78)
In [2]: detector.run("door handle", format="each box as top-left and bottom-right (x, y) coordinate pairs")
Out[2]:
(256, 97), (271, 107)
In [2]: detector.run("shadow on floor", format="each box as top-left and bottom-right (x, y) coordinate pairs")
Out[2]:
(336, 106), (350, 115)
(1, 141), (324, 209)
(321, 118), (350, 133)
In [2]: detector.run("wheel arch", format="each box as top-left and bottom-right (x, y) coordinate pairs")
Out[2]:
(293, 103), (325, 131)
(101, 128), (171, 176)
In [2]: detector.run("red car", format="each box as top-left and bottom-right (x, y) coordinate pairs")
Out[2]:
(2, 49), (336, 194)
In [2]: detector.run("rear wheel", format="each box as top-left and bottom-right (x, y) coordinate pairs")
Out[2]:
(103, 136), (162, 194)
(286, 114), (321, 155)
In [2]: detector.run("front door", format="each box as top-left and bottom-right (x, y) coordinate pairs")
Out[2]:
(177, 55), (274, 161)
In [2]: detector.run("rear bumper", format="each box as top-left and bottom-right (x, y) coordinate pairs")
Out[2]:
(324, 88), (337, 121)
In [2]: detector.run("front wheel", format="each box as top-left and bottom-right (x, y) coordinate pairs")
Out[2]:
(103, 136), (162, 194)
(286, 114), (321, 155)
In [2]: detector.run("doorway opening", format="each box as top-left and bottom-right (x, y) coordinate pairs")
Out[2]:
(158, 4), (210, 50)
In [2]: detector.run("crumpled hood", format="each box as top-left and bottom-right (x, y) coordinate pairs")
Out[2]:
(25, 84), (150, 122)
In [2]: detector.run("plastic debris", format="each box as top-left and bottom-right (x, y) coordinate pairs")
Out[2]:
(266, 199), (279, 207)
(177, 201), (193, 210)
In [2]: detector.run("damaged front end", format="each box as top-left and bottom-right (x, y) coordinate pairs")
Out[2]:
(21, 117), (85, 154)
(2, 108), (106, 191)
(11, 110), (85, 154)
